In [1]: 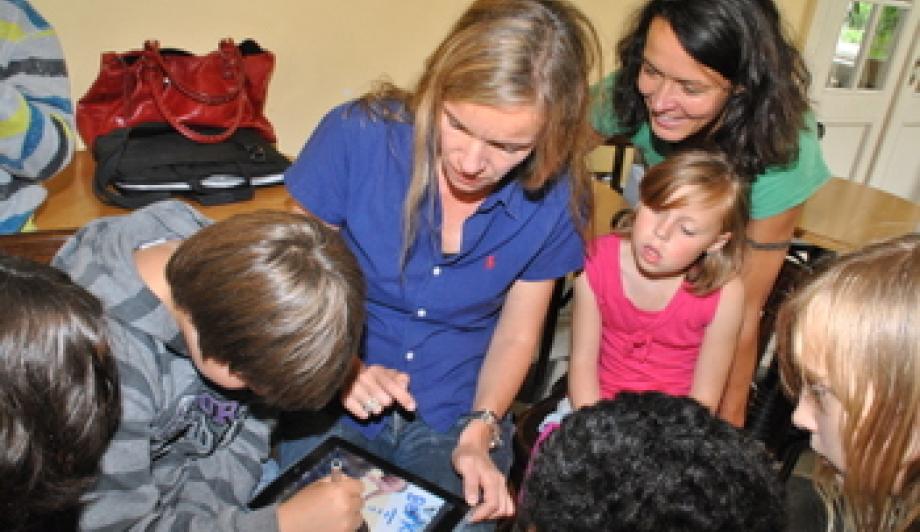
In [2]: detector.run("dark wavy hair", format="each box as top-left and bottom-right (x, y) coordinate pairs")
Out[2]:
(166, 211), (365, 411)
(520, 392), (785, 531)
(612, 0), (810, 178)
(0, 254), (120, 531)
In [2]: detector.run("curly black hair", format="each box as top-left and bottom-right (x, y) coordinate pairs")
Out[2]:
(520, 392), (785, 531)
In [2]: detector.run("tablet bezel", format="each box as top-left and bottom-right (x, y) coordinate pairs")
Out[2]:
(250, 436), (469, 531)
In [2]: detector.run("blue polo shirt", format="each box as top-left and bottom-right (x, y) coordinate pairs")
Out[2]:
(285, 101), (583, 437)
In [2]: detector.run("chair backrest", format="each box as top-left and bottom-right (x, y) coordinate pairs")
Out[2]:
(0, 229), (74, 265)
(586, 135), (635, 194)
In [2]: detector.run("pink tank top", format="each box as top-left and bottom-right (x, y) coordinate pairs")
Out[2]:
(585, 234), (722, 399)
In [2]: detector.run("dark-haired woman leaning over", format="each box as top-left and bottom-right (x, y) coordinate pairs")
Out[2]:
(592, 0), (831, 426)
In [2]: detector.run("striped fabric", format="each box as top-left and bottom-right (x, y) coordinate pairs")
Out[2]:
(52, 202), (279, 531)
(0, 0), (74, 233)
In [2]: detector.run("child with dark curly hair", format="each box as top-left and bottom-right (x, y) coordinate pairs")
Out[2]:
(520, 392), (785, 532)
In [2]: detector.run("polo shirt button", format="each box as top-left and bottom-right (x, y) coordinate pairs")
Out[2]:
(432, 266), (441, 276)
(406, 351), (415, 361)
(416, 308), (427, 318)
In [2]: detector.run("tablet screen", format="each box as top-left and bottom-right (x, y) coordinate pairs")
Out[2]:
(250, 436), (468, 532)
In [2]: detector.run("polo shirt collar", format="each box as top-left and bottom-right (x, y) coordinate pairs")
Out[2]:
(477, 175), (520, 218)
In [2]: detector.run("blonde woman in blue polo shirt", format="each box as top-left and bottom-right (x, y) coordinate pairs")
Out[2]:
(278, 0), (601, 528)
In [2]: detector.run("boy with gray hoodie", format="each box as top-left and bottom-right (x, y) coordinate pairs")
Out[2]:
(54, 200), (366, 531)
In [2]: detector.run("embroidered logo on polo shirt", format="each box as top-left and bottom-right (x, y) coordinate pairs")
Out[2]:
(485, 255), (496, 270)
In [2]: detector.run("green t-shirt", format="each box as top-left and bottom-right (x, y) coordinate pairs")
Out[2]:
(591, 73), (831, 220)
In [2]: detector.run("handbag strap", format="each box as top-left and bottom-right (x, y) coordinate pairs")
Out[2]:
(189, 179), (254, 205)
(93, 128), (172, 209)
(142, 40), (246, 144)
(144, 40), (245, 104)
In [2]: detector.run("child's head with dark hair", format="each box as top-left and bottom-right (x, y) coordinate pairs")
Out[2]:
(521, 391), (784, 532)
(165, 210), (365, 411)
(0, 254), (120, 531)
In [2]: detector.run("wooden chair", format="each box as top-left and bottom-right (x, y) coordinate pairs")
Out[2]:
(586, 134), (636, 195)
(0, 229), (74, 264)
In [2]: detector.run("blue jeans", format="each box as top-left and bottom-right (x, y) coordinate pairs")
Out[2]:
(275, 409), (514, 531)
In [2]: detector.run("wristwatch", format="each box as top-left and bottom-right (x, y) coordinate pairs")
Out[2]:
(466, 409), (502, 449)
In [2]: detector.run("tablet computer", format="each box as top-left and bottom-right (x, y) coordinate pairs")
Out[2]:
(250, 436), (468, 531)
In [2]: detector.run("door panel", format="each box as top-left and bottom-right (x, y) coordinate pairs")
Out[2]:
(805, 0), (920, 200)
(867, 26), (920, 200)
(821, 122), (872, 178)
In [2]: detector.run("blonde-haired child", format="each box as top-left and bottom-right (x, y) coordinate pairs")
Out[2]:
(777, 233), (919, 531)
(567, 149), (748, 414)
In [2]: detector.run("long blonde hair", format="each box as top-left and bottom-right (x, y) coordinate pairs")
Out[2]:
(777, 233), (920, 531)
(362, 0), (601, 262)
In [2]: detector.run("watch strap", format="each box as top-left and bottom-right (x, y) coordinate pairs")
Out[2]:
(466, 409), (502, 449)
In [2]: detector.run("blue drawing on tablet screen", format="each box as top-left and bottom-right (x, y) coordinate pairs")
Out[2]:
(364, 485), (443, 531)
(401, 492), (426, 529)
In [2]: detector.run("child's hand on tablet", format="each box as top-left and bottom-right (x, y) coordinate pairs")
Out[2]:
(276, 473), (363, 532)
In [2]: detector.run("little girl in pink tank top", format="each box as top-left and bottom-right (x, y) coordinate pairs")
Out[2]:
(536, 150), (749, 448)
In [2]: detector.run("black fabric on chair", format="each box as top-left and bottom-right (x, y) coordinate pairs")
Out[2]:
(509, 374), (567, 495)
(744, 243), (833, 479)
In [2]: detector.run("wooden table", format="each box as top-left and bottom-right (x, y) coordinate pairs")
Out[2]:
(593, 175), (920, 253)
(24, 153), (920, 254)
(33, 151), (295, 230)
(795, 177), (920, 253)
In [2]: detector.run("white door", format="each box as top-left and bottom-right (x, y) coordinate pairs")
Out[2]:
(805, 0), (920, 201)
(867, 24), (920, 200)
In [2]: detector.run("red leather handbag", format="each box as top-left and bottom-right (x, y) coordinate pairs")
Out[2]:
(77, 39), (276, 149)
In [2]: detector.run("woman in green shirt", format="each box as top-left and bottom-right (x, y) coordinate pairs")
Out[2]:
(592, 0), (830, 426)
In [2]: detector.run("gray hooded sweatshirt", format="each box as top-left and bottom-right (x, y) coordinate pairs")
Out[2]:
(53, 200), (278, 531)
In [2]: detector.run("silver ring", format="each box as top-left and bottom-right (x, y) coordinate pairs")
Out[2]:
(363, 398), (382, 414)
